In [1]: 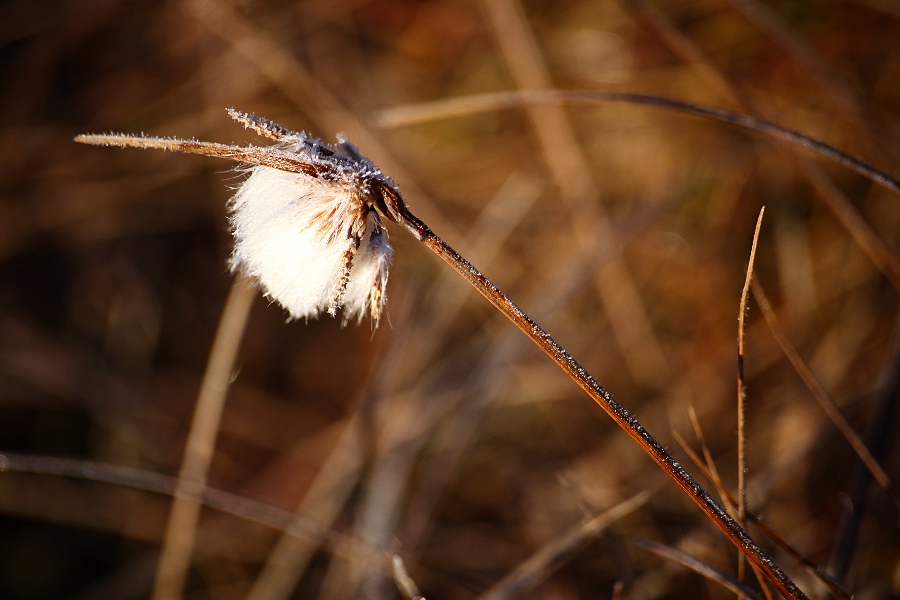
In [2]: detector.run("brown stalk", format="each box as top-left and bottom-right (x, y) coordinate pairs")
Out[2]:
(401, 222), (808, 600)
(670, 430), (776, 600)
(737, 208), (766, 582)
(0, 452), (341, 551)
(673, 434), (852, 600)
(750, 280), (895, 496)
(376, 90), (900, 201)
(151, 277), (257, 600)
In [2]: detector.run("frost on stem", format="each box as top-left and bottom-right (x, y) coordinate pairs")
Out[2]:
(75, 109), (411, 328)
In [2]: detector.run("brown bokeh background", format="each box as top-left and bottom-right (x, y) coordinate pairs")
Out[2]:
(2, 0), (899, 598)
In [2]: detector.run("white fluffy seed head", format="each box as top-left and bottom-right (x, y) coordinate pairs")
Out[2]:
(342, 225), (392, 324)
(75, 111), (417, 329)
(228, 164), (392, 326)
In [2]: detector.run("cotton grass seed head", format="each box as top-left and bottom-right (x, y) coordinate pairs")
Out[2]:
(76, 109), (422, 328)
(226, 130), (393, 327)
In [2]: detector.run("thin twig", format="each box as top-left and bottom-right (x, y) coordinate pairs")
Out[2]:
(685, 407), (729, 510)
(151, 277), (256, 600)
(737, 208), (765, 582)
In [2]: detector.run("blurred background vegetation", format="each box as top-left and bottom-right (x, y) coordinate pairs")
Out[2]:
(1, 0), (899, 598)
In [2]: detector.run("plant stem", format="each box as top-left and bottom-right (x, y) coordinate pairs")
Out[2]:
(737, 208), (766, 583)
(399, 216), (808, 600)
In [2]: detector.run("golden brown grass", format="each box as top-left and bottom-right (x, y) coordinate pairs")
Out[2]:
(1, 0), (899, 598)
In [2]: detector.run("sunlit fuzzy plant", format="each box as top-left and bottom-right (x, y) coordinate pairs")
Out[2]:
(76, 98), (900, 600)
(222, 111), (397, 327)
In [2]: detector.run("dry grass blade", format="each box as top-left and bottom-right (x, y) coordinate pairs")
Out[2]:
(725, 0), (882, 137)
(670, 431), (775, 600)
(477, 492), (650, 600)
(75, 134), (324, 176)
(0, 453), (333, 545)
(151, 277), (256, 600)
(830, 310), (900, 580)
(673, 432), (734, 515)
(673, 435), (852, 600)
(674, 421), (776, 600)
(737, 208), (765, 582)
(751, 280), (895, 496)
(620, 0), (748, 109)
(613, 0), (900, 298)
(8, 2), (899, 598)
(635, 538), (764, 600)
(792, 158), (900, 291)
(685, 408), (730, 509)
(376, 90), (900, 199)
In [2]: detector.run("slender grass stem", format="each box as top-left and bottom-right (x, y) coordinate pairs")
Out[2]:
(400, 218), (808, 600)
(737, 208), (766, 583)
(152, 277), (257, 600)
(674, 433), (851, 600)
(377, 89), (900, 199)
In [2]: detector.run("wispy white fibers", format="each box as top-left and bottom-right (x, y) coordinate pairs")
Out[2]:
(343, 223), (393, 324)
(75, 110), (407, 329)
(229, 165), (392, 325)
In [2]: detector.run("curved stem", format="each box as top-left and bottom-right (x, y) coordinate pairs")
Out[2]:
(378, 89), (900, 199)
